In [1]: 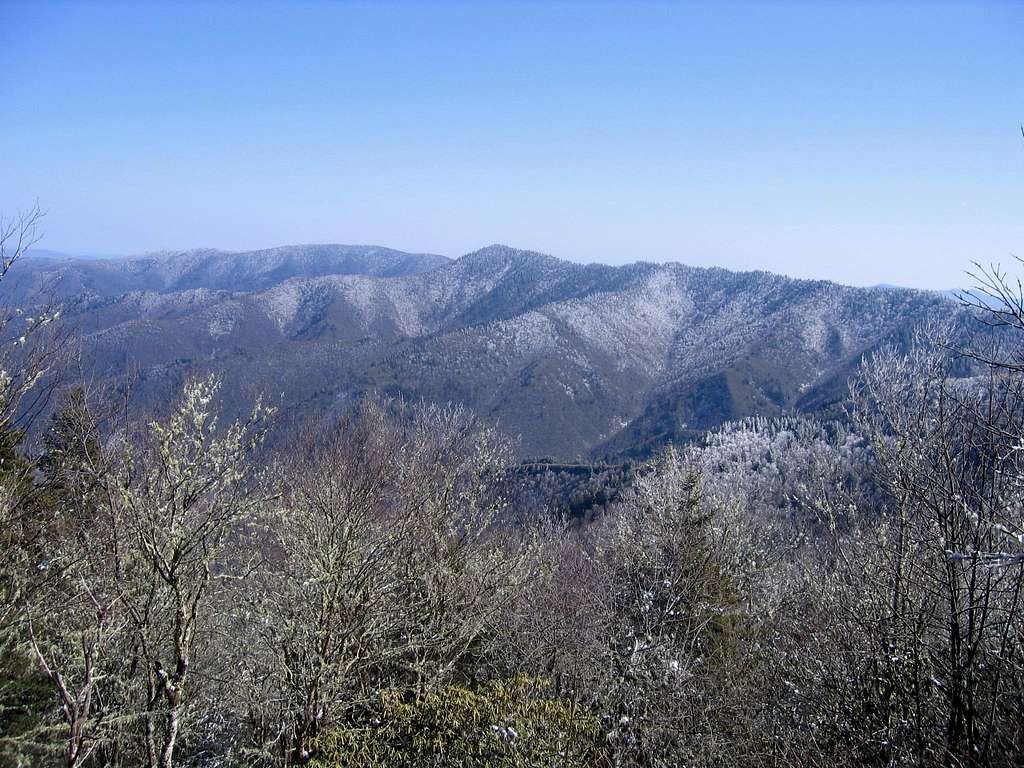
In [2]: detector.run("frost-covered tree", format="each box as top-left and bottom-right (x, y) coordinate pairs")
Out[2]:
(848, 328), (1024, 765)
(232, 399), (527, 766)
(105, 376), (273, 768)
(593, 447), (765, 766)
(499, 445), (779, 768)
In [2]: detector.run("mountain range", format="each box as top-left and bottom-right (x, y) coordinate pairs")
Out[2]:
(4, 244), (964, 460)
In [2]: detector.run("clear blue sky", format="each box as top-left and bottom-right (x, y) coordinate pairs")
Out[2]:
(1, 1), (1021, 288)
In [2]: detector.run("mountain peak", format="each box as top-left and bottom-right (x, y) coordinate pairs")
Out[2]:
(457, 244), (565, 272)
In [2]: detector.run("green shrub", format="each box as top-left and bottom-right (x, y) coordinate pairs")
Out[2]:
(310, 676), (600, 768)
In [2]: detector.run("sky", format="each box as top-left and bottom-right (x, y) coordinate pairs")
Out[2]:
(1, 0), (1021, 288)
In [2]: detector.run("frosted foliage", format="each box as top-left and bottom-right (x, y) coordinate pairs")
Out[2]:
(689, 415), (871, 525)
(204, 301), (241, 338)
(548, 268), (691, 372)
(260, 281), (306, 331)
(482, 312), (558, 357)
(334, 276), (435, 336)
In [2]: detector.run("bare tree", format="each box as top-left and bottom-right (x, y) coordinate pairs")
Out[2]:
(0, 204), (55, 640)
(0, 204), (75, 766)
(21, 387), (127, 768)
(105, 376), (273, 768)
(836, 325), (1024, 765)
(0, 203), (68, 435)
(232, 399), (526, 766)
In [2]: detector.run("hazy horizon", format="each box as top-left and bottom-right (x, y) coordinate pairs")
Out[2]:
(25, 240), (983, 293)
(3, 0), (1022, 289)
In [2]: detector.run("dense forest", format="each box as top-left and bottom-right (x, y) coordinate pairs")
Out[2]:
(4, 206), (1024, 768)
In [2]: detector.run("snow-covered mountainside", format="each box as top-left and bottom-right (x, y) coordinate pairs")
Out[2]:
(2, 244), (450, 303)
(4, 243), (962, 460)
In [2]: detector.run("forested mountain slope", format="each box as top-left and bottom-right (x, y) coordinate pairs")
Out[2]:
(10, 244), (449, 302)
(4, 243), (961, 459)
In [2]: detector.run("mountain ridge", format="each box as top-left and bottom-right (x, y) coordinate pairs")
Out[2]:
(4, 243), (963, 460)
